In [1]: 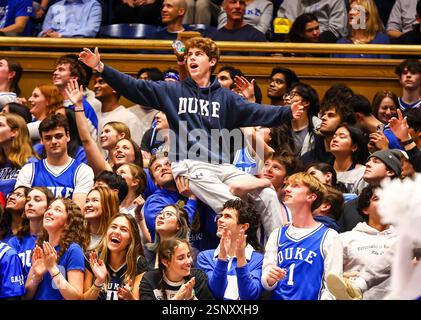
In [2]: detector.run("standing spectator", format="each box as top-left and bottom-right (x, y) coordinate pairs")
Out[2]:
(23, 198), (89, 300)
(395, 59), (421, 111)
(140, 238), (214, 299)
(0, 58), (22, 109)
(0, 113), (38, 196)
(93, 74), (142, 146)
(334, 0), (390, 59)
(52, 55), (99, 141)
(330, 124), (369, 195)
(40, 0), (102, 38)
(372, 90), (399, 125)
(7, 187), (54, 280)
(0, 240), (24, 299)
(26, 84), (65, 141)
(83, 186), (119, 250)
(266, 67), (299, 106)
(329, 185), (397, 300)
(0, 0), (33, 36)
(197, 199), (264, 300)
(15, 114), (94, 209)
(217, 0), (273, 34)
(261, 172), (343, 300)
(83, 214), (149, 300)
(0, 186), (30, 242)
(277, 0), (347, 42)
(386, 0), (417, 39)
(146, 203), (191, 268)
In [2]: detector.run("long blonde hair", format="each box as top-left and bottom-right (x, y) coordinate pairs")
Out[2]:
(349, 0), (384, 42)
(96, 214), (144, 288)
(0, 112), (38, 167)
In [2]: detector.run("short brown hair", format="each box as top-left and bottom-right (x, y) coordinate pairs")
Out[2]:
(185, 37), (220, 72)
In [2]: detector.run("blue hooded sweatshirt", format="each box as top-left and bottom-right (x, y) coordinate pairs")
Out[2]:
(101, 65), (293, 163)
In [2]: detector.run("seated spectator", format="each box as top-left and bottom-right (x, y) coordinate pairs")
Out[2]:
(0, 58), (23, 109)
(334, 0), (390, 59)
(217, 0), (273, 35)
(163, 68), (179, 82)
(40, 0), (102, 38)
(288, 13), (320, 43)
(386, 0), (418, 39)
(277, 0), (347, 43)
(0, 0), (33, 36)
(210, 0), (267, 55)
(197, 199), (264, 300)
(112, 0), (163, 26)
(393, 0), (421, 60)
(140, 238), (213, 299)
(183, 0), (219, 25)
(148, 0), (186, 40)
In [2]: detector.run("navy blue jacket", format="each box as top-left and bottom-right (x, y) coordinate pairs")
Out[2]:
(101, 65), (292, 163)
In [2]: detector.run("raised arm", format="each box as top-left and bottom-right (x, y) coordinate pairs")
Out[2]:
(65, 79), (112, 175)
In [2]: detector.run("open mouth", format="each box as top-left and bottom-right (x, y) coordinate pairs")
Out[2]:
(115, 153), (126, 159)
(110, 236), (121, 244)
(190, 63), (199, 70)
(44, 216), (54, 222)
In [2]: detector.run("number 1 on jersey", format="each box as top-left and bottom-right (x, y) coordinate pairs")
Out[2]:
(287, 263), (295, 286)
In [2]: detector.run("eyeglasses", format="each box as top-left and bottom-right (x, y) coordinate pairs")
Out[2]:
(283, 91), (299, 100)
(8, 192), (25, 199)
(157, 211), (176, 219)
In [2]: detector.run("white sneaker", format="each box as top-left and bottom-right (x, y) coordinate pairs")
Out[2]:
(326, 273), (362, 300)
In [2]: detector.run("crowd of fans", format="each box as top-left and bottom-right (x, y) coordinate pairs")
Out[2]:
(0, 0), (421, 302)
(0, 0), (420, 55)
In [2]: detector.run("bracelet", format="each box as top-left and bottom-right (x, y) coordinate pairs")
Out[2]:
(51, 271), (61, 278)
(401, 138), (414, 146)
(74, 109), (85, 112)
(93, 60), (102, 69)
(93, 281), (104, 289)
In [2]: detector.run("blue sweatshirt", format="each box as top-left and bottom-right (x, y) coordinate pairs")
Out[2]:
(143, 188), (198, 241)
(101, 65), (293, 163)
(197, 245), (264, 300)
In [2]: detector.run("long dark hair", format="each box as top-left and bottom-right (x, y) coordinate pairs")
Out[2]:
(157, 238), (193, 300)
(288, 13), (319, 42)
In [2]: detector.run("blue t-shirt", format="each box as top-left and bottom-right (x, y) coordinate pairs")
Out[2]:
(0, 0), (33, 36)
(0, 241), (25, 298)
(30, 158), (84, 198)
(0, 157), (37, 197)
(34, 242), (85, 300)
(8, 234), (37, 280)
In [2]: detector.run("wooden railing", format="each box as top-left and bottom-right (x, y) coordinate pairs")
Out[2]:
(1, 37), (417, 104)
(1, 36), (420, 55)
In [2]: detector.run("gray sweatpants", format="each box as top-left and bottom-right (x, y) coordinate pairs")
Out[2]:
(172, 160), (284, 244)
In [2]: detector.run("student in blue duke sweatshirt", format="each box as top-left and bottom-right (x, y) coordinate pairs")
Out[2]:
(197, 198), (264, 300)
(79, 38), (303, 242)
